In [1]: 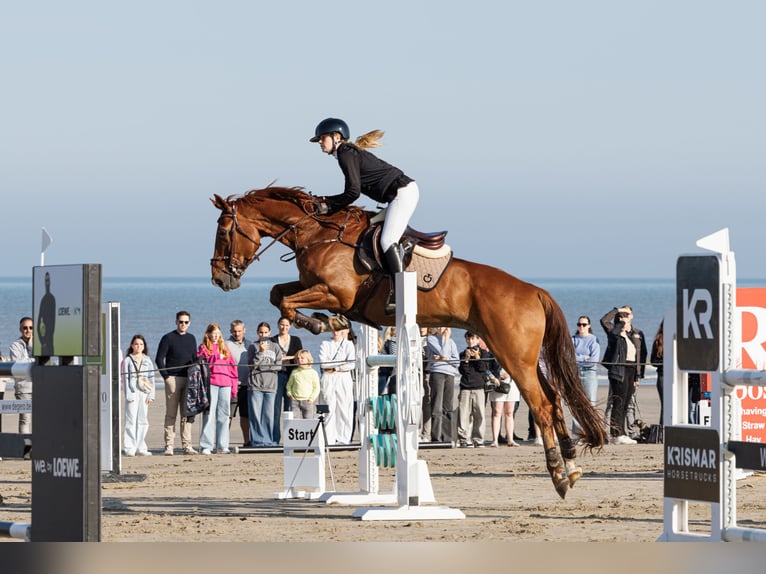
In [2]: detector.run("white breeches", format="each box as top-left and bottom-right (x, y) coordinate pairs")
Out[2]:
(380, 181), (419, 252)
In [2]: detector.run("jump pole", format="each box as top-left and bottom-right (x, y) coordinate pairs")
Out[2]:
(347, 271), (463, 520)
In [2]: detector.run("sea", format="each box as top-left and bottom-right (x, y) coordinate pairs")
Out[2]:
(2, 275), (765, 385)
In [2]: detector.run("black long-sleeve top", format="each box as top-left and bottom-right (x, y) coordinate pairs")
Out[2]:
(323, 143), (413, 214)
(155, 330), (198, 379)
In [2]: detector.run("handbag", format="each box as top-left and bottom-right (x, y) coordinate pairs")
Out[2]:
(495, 379), (511, 394)
(137, 375), (154, 394)
(130, 355), (154, 394)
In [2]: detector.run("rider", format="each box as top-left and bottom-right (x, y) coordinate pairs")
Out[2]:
(310, 118), (419, 311)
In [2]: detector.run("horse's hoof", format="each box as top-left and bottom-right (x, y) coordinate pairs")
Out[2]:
(555, 478), (569, 499)
(307, 318), (325, 335)
(568, 467), (582, 488)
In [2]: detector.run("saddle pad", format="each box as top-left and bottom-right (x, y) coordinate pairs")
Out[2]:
(405, 249), (452, 291)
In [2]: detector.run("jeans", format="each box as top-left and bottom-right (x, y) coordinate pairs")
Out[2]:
(572, 368), (598, 434)
(273, 371), (292, 444)
(248, 389), (277, 446)
(200, 384), (231, 451)
(429, 372), (455, 442)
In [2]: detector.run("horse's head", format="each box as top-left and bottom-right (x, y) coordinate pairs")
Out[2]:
(210, 193), (262, 291)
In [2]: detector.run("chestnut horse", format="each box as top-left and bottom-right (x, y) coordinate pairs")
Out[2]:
(210, 186), (605, 499)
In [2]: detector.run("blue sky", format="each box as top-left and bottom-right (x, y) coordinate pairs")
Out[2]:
(2, 1), (764, 281)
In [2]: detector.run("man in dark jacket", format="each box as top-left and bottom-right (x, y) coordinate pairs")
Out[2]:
(601, 306), (648, 444)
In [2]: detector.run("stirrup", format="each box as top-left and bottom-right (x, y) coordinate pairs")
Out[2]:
(384, 281), (396, 315)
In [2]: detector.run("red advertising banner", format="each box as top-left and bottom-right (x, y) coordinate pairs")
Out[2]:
(736, 288), (766, 443)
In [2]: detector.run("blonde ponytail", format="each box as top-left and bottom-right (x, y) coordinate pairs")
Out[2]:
(354, 129), (384, 150)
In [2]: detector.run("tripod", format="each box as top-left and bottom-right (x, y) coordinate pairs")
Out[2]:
(282, 411), (336, 498)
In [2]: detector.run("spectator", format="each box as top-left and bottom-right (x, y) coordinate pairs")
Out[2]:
(318, 321), (356, 445)
(378, 326), (397, 395)
(8, 317), (34, 434)
(601, 306), (647, 445)
(286, 349), (321, 419)
(419, 327), (433, 442)
(488, 368), (520, 447)
(571, 315), (600, 435)
(650, 320), (664, 426)
(225, 320), (252, 446)
(121, 334), (156, 456)
(457, 331), (489, 448)
(155, 310), (198, 455)
(197, 323), (238, 454)
(247, 322), (283, 447)
(271, 316), (303, 443)
(426, 326), (460, 442)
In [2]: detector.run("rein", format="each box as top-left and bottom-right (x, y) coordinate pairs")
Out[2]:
(213, 198), (361, 275)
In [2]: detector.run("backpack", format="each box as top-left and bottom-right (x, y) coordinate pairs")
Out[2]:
(183, 356), (211, 416)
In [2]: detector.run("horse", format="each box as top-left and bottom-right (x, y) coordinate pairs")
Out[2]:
(210, 185), (606, 499)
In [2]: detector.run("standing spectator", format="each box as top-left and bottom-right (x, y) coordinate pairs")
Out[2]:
(247, 322), (283, 447)
(270, 316), (303, 443)
(488, 368), (521, 447)
(601, 306), (647, 444)
(457, 331), (489, 448)
(286, 350), (321, 419)
(426, 326), (460, 443)
(571, 315), (600, 435)
(121, 334), (156, 456)
(419, 327), (433, 442)
(155, 310), (198, 456)
(378, 326), (397, 395)
(318, 322), (356, 445)
(197, 323), (238, 454)
(650, 320), (664, 426)
(9, 317), (34, 434)
(225, 320), (252, 446)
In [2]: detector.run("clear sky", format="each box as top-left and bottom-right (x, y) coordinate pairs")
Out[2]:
(3, 1), (764, 281)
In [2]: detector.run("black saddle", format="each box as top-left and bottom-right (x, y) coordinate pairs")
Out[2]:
(356, 223), (448, 273)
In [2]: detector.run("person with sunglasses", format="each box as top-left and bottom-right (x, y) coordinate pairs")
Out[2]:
(9, 317), (35, 434)
(155, 311), (199, 455)
(571, 316), (600, 436)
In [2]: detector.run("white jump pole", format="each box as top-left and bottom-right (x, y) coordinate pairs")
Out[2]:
(351, 271), (464, 520)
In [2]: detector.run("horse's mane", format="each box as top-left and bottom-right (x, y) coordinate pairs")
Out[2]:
(233, 184), (372, 220)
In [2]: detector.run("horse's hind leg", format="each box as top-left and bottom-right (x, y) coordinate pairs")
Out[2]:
(525, 386), (570, 499)
(549, 398), (582, 488)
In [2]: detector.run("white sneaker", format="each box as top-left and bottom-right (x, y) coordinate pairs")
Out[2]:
(613, 435), (637, 445)
(201, 448), (212, 455)
(164, 446), (174, 456)
(183, 446), (198, 455)
(533, 437), (543, 446)
(137, 451), (152, 456)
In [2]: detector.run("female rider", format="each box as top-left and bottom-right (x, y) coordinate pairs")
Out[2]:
(310, 118), (419, 311)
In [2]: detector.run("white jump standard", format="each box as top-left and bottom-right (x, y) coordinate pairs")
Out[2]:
(659, 228), (766, 542)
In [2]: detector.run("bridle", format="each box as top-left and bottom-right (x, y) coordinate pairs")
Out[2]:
(211, 197), (362, 277)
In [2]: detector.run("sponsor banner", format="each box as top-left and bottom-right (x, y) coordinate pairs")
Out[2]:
(737, 288), (766, 443)
(664, 426), (720, 503)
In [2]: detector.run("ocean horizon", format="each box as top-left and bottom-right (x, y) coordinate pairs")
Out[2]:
(3, 275), (766, 388)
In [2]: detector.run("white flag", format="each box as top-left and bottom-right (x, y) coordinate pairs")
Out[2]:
(42, 227), (53, 252)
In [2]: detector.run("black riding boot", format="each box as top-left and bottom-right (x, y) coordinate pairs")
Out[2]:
(384, 244), (404, 314)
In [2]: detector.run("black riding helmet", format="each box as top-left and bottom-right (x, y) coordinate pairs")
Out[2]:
(310, 117), (350, 142)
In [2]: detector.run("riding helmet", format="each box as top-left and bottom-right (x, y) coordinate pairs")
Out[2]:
(310, 118), (350, 142)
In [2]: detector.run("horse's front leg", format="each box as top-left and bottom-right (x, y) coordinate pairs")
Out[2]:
(271, 282), (344, 335)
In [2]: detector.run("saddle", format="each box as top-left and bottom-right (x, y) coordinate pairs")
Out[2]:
(356, 223), (453, 291)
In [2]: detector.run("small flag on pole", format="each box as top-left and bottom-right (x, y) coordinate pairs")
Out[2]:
(41, 227), (53, 266)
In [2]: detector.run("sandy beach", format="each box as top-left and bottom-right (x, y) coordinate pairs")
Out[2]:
(2, 383), (766, 544)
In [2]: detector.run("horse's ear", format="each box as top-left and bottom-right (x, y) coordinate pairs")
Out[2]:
(211, 194), (229, 211)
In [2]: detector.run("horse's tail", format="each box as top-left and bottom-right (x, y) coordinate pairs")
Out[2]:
(538, 290), (607, 450)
